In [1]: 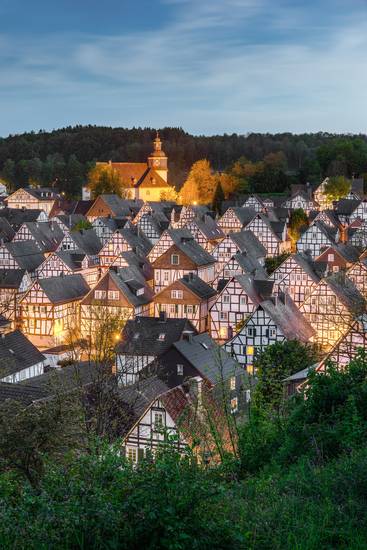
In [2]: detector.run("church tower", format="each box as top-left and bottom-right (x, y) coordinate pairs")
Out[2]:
(148, 132), (168, 182)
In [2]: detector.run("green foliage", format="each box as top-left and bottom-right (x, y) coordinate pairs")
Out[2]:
(289, 208), (309, 244)
(72, 219), (93, 231)
(252, 340), (318, 413)
(264, 252), (290, 274)
(212, 180), (225, 214)
(317, 137), (367, 177)
(324, 175), (351, 202)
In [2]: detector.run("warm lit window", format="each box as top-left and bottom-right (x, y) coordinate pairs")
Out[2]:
(127, 447), (137, 462)
(240, 296), (246, 305)
(95, 290), (106, 300)
(171, 289), (183, 299)
(230, 397), (238, 413)
(230, 376), (236, 390)
(164, 271), (169, 281)
(108, 290), (119, 300)
(171, 254), (179, 265)
(328, 253), (335, 262)
(246, 345), (254, 356)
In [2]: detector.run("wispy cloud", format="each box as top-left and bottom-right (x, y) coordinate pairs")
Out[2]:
(0, 0), (367, 135)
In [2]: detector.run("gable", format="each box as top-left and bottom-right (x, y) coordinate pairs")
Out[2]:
(152, 244), (197, 270)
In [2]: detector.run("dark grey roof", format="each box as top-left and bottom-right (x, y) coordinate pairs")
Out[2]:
(314, 220), (338, 242)
(38, 274), (90, 304)
(0, 269), (26, 288)
(331, 243), (360, 263)
(117, 375), (170, 420)
(230, 230), (267, 259)
(293, 252), (325, 283)
(70, 228), (103, 255)
(19, 361), (101, 393)
(109, 266), (154, 306)
(120, 250), (153, 280)
(234, 252), (267, 278)
(17, 221), (64, 252)
(4, 241), (45, 271)
(261, 296), (315, 342)
(326, 274), (365, 312)
(0, 207), (44, 229)
(0, 330), (46, 378)
(335, 199), (361, 216)
(116, 317), (197, 357)
(55, 214), (88, 229)
(100, 195), (143, 217)
(179, 273), (217, 299)
(166, 229), (215, 266)
(174, 333), (239, 385)
(0, 218), (15, 242)
(351, 178), (364, 195)
(0, 382), (47, 405)
(192, 215), (224, 240)
(230, 207), (257, 226)
(24, 187), (60, 200)
(55, 250), (86, 270)
(117, 228), (153, 256)
(236, 274), (274, 303)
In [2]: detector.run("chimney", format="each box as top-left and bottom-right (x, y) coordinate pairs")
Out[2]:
(183, 331), (193, 343)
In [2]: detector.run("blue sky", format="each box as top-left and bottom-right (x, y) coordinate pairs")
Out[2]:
(1, 0), (367, 136)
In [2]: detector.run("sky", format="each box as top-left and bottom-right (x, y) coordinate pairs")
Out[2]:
(1, 0), (367, 137)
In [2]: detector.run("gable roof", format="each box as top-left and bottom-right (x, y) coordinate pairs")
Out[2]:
(235, 274), (274, 303)
(108, 266), (154, 306)
(16, 221), (64, 252)
(159, 230), (215, 266)
(4, 241), (45, 271)
(261, 295), (315, 342)
(69, 228), (103, 255)
(229, 206), (257, 226)
(0, 218), (15, 242)
(230, 230), (267, 259)
(0, 382), (47, 405)
(0, 269), (27, 289)
(177, 273), (217, 300)
(234, 252), (267, 278)
(173, 333), (239, 385)
(0, 330), (46, 378)
(0, 207), (45, 230)
(335, 198), (361, 216)
(37, 274), (90, 304)
(116, 316), (197, 357)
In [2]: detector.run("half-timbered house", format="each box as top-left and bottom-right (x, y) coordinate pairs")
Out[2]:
(282, 191), (317, 213)
(5, 187), (60, 215)
(347, 259), (367, 298)
(225, 293), (315, 371)
(86, 194), (142, 222)
(151, 234), (216, 292)
(242, 195), (264, 212)
(80, 266), (154, 337)
(0, 207), (48, 230)
(115, 315), (196, 385)
(322, 315), (367, 368)
(269, 252), (326, 306)
(245, 213), (288, 256)
(152, 273), (217, 332)
(315, 243), (359, 273)
(218, 207), (256, 234)
(36, 250), (102, 286)
(209, 274), (273, 341)
(98, 228), (152, 267)
(299, 274), (365, 352)
(18, 274), (90, 348)
(0, 241), (45, 277)
(185, 215), (224, 251)
(212, 251), (267, 289)
(211, 230), (266, 276)
(297, 220), (338, 258)
(13, 221), (64, 255)
(0, 269), (31, 324)
(91, 217), (125, 244)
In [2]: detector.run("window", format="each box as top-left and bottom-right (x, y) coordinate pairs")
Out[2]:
(247, 327), (255, 337)
(230, 376), (236, 390)
(171, 289), (183, 299)
(240, 296), (246, 305)
(171, 254), (179, 265)
(333, 265), (339, 272)
(220, 312), (228, 321)
(223, 295), (230, 304)
(246, 345), (254, 356)
(154, 412), (164, 428)
(127, 447), (137, 462)
(177, 364), (184, 376)
(245, 389), (251, 403)
(164, 271), (169, 281)
(108, 290), (119, 300)
(269, 328), (276, 338)
(231, 397), (238, 413)
(158, 333), (166, 341)
(328, 253), (335, 262)
(95, 290), (106, 300)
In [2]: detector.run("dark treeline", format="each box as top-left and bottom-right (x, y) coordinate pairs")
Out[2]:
(1, 126), (367, 196)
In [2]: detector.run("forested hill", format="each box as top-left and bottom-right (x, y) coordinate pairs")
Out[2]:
(1, 126), (367, 194)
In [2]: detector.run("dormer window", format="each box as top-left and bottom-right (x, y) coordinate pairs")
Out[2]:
(158, 333), (166, 341)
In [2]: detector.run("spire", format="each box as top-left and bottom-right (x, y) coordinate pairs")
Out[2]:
(153, 131), (162, 153)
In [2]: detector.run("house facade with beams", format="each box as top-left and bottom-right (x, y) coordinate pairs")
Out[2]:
(218, 207), (256, 234)
(185, 216), (224, 252)
(152, 273), (217, 333)
(211, 231), (266, 277)
(35, 251), (102, 286)
(18, 274), (90, 348)
(297, 221), (338, 258)
(245, 214), (288, 257)
(242, 195), (264, 212)
(98, 229), (152, 268)
(282, 191), (317, 213)
(0, 269), (31, 325)
(5, 187), (60, 215)
(209, 275), (273, 342)
(224, 295), (314, 371)
(299, 276), (365, 352)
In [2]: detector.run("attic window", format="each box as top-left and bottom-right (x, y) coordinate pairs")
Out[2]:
(201, 342), (208, 350)
(158, 333), (166, 341)
(136, 288), (145, 296)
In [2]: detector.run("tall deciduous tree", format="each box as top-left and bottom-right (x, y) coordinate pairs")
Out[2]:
(179, 159), (217, 205)
(324, 176), (351, 202)
(88, 165), (129, 198)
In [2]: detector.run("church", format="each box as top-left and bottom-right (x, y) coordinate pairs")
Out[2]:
(84, 133), (174, 202)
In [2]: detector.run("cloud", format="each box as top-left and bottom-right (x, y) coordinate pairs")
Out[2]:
(0, 0), (367, 135)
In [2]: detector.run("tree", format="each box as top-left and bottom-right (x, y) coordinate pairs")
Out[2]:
(87, 164), (129, 198)
(265, 252), (290, 275)
(1, 159), (16, 190)
(252, 340), (318, 413)
(72, 219), (92, 231)
(324, 176), (351, 202)
(288, 208), (308, 249)
(212, 181), (225, 214)
(179, 159), (216, 205)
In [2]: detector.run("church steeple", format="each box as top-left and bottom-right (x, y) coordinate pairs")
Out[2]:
(148, 131), (168, 181)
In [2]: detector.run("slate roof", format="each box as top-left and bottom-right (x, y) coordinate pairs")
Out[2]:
(230, 230), (267, 259)
(178, 273), (217, 300)
(230, 207), (257, 226)
(293, 252), (326, 282)
(0, 208), (44, 230)
(4, 241), (45, 271)
(24, 187), (60, 200)
(55, 251), (86, 270)
(37, 274), (90, 304)
(235, 274), (274, 303)
(0, 330), (46, 378)
(55, 214), (88, 229)
(335, 199), (361, 216)
(234, 252), (267, 278)
(325, 274), (365, 312)
(69, 228), (103, 255)
(323, 243), (360, 263)
(0, 218), (15, 242)
(191, 215), (224, 240)
(117, 375), (170, 421)
(16, 221), (64, 252)
(117, 228), (153, 256)
(0, 269), (26, 288)
(261, 295), (315, 342)
(19, 361), (102, 393)
(116, 316), (197, 357)
(0, 382), (47, 405)
(173, 332), (239, 385)
(163, 229), (215, 266)
(109, 266), (154, 306)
